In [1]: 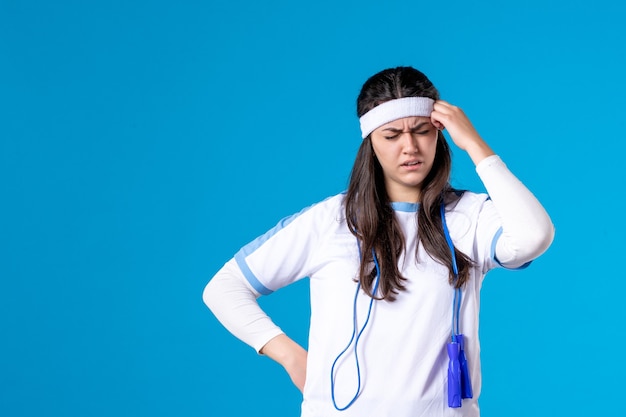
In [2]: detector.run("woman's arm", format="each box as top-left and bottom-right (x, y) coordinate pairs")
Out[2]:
(203, 259), (308, 392)
(475, 155), (555, 267)
(260, 334), (308, 392)
(203, 259), (283, 351)
(431, 101), (555, 267)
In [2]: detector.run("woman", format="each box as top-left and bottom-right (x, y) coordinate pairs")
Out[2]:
(203, 66), (554, 416)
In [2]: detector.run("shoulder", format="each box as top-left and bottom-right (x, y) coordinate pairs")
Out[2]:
(283, 192), (347, 229)
(445, 190), (490, 215)
(443, 190), (495, 240)
(311, 192), (346, 211)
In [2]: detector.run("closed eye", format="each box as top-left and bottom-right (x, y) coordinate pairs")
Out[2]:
(384, 129), (431, 139)
(381, 121), (433, 139)
(410, 124), (433, 136)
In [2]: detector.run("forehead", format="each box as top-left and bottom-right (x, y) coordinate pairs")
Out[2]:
(378, 116), (432, 129)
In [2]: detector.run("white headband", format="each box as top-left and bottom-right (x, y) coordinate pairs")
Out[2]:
(359, 96), (435, 139)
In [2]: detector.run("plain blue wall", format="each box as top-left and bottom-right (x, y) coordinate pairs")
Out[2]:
(1, 0), (624, 415)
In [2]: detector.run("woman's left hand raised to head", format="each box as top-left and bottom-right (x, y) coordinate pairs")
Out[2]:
(431, 100), (495, 166)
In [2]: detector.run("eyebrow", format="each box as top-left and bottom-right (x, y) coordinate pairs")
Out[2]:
(381, 122), (430, 132)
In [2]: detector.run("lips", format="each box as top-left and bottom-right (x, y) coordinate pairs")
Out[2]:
(402, 160), (422, 166)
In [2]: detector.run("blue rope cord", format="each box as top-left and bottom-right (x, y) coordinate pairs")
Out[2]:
(331, 203), (463, 408)
(441, 202), (462, 339)
(330, 247), (381, 411)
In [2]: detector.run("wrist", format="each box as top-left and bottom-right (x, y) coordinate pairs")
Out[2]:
(465, 140), (495, 166)
(260, 334), (305, 367)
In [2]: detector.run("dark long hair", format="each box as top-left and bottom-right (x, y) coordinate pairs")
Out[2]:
(345, 66), (474, 301)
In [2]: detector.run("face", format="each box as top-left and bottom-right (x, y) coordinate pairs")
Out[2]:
(370, 116), (438, 203)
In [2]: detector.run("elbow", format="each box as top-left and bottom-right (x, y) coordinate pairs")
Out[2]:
(497, 220), (555, 267)
(202, 259), (258, 314)
(202, 278), (218, 312)
(203, 259), (236, 312)
(527, 214), (555, 256)
(539, 222), (556, 254)
(515, 220), (556, 261)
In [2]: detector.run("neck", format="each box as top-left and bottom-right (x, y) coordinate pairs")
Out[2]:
(386, 184), (421, 204)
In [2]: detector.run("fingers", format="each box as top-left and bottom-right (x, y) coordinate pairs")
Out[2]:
(433, 100), (463, 118)
(431, 118), (445, 130)
(431, 100), (450, 129)
(433, 99), (452, 109)
(430, 100), (466, 130)
(430, 101), (449, 129)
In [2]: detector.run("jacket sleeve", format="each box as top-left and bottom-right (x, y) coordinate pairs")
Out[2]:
(476, 155), (555, 268)
(203, 258), (284, 353)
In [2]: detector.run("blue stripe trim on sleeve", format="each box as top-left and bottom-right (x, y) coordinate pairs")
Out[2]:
(238, 210), (305, 258)
(235, 251), (273, 295)
(491, 227), (503, 263)
(491, 227), (532, 270)
(233, 200), (323, 295)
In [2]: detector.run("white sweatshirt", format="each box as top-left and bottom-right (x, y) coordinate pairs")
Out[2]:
(203, 155), (554, 417)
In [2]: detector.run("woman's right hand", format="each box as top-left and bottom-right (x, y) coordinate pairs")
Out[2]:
(260, 334), (308, 393)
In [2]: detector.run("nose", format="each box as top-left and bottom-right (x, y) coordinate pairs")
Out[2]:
(401, 132), (418, 154)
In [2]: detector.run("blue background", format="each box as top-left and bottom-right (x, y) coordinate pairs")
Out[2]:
(1, 0), (624, 415)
